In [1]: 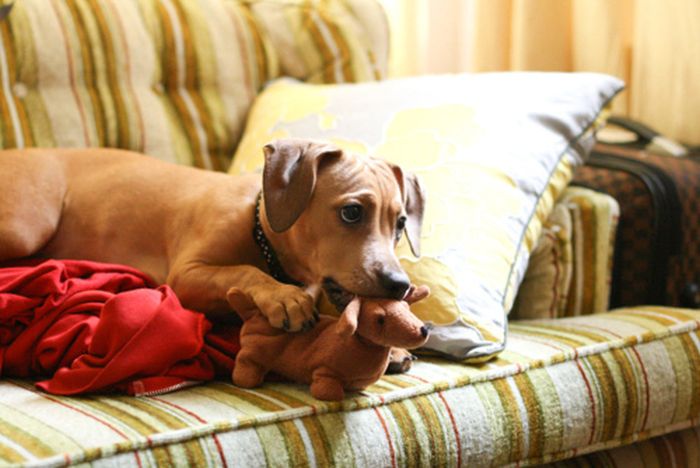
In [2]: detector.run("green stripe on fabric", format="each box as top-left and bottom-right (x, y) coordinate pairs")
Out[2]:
(297, 415), (331, 467)
(0, 20), (16, 148)
(530, 368), (565, 457)
(302, 0), (335, 83)
(156, 0), (198, 167)
(386, 400), (424, 465)
(679, 333), (700, 419)
(124, 398), (211, 464)
(251, 386), (335, 465)
(7, 3), (53, 148)
(470, 382), (507, 466)
(367, 50), (381, 80)
(103, 0), (146, 153)
(494, 378), (526, 462)
(0, 410), (59, 459)
(226, 4), (255, 101)
(589, 354), (621, 442)
(0, 443), (25, 464)
(316, 1), (352, 82)
(188, 383), (278, 416)
(239, 4), (268, 87)
(187, 0), (233, 170)
(171, 0), (222, 171)
(317, 412), (355, 466)
(611, 348), (644, 436)
(50, 0), (94, 146)
(513, 372), (546, 459)
(413, 395), (448, 465)
(46, 394), (186, 467)
(3, 20), (34, 147)
(148, 397), (225, 466)
(509, 324), (589, 349)
(66, 0), (105, 146)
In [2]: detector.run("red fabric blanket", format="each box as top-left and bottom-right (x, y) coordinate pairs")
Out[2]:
(0, 259), (240, 396)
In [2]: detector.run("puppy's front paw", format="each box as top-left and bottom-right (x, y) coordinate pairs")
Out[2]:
(250, 283), (318, 332)
(386, 347), (416, 374)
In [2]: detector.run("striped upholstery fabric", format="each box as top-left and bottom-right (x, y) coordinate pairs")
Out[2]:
(1, 306), (698, 466)
(562, 186), (620, 317)
(0, 0), (386, 169)
(251, 0), (388, 83)
(512, 202), (575, 320)
(512, 187), (620, 320)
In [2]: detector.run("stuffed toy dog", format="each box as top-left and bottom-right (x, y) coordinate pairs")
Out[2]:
(226, 285), (430, 401)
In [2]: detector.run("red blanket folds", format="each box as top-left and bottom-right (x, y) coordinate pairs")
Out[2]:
(0, 259), (240, 396)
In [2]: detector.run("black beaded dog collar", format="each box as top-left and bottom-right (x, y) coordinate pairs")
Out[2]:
(253, 192), (303, 287)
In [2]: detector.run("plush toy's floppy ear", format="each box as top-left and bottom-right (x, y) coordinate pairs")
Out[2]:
(263, 139), (343, 232)
(389, 164), (426, 257)
(404, 284), (430, 304)
(226, 287), (258, 321)
(336, 296), (361, 338)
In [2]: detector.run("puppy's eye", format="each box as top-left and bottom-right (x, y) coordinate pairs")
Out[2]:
(395, 216), (407, 240)
(377, 316), (385, 326)
(340, 204), (363, 224)
(396, 216), (407, 232)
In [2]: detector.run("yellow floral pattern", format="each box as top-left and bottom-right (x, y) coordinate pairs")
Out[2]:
(230, 73), (623, 360)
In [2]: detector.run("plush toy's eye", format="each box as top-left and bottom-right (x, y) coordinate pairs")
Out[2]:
(340, 204), (363, 224)
(377, 316), (385, 326)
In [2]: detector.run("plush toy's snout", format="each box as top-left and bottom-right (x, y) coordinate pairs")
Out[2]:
(363, 302), (429, 349)
(336, 285), (430, 349)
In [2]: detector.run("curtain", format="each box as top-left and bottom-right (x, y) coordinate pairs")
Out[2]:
(380, 0), (700, 145)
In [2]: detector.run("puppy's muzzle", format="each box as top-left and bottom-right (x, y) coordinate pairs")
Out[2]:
(323, 277), (355, 311)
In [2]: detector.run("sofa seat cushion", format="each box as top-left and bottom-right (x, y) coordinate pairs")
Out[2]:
(1, 307), (698, 466)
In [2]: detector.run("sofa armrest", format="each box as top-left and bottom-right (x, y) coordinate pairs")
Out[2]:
(561, 187), (620, 316)
(511, 186), (619, 320)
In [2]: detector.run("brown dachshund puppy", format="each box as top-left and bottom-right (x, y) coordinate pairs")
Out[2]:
(0, 140), (425, 370)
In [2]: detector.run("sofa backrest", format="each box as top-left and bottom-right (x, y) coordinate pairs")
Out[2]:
(0, 0), (388, 170)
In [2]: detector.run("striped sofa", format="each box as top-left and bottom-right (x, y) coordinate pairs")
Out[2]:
(0, 1), (698, 466)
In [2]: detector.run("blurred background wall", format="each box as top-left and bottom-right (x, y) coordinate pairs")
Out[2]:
(379, 0), (700, 145)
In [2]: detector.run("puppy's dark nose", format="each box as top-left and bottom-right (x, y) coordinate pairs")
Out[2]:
(379, 270), (411, 299)
(420, 326), (428, 338)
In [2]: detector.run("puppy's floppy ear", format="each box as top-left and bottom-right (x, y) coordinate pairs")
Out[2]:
(336, 296), (361, 338)
(390, 164), (426, 257)
(263, 139), (343, 232)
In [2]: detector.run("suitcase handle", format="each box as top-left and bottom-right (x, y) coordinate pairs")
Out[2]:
(604, 116), (689, 157)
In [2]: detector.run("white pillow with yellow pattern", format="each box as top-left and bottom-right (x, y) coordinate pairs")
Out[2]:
(229, 73), (624, 361)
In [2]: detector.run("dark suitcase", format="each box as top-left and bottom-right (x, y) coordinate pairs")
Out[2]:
(572, 117), (700, 309)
